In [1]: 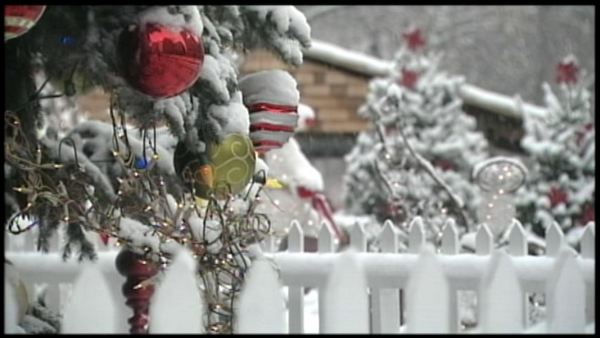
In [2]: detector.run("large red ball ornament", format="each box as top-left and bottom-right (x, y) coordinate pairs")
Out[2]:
(5, 5), (46, 41)
(118, 23), (204, 98)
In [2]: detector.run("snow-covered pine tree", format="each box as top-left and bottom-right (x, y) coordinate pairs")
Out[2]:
(515, 55), (595, 242)
(5, 5), (310, 333)
(343, 28), (490, 249)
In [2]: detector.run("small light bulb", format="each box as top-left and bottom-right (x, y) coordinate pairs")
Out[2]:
(488, 203), (494, 208)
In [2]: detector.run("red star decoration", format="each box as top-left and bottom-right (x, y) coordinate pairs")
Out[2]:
(576, 122), (594, 146)
(403, 28), (426, 51)
(556, 60), (579, 84)
(579, 202), (595, 225)
(433, 159), (456, 172)
(400, 68), (419, 89)
(548, 186), (568, 208)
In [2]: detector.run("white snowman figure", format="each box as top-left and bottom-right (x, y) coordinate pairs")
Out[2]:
(260, 104), (348, 251)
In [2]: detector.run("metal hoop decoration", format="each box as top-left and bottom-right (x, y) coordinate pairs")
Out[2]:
(472, 156), (528, 193)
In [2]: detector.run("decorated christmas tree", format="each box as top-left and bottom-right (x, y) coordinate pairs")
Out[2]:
(4, 5), (310, 333)
(515, 55), (595, 241)
(343, 28), (490, 248)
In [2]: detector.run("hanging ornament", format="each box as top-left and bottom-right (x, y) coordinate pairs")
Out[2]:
(239, 70), (300, 153)
(134, 156), (151, 170)
(174, 134), (256, 199)
(5, 5), (46, 41)
(117, 22), (204, 98)
(402, 28), (426, 51)
(100, 233), (110, 246)
(548, 186), (568, 208)
(400, 68), (419, 89)
(556, 58), (579, 85)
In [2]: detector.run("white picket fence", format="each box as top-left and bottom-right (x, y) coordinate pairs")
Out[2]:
(4, 218), (596, 333)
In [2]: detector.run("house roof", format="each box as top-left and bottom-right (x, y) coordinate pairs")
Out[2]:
(304, 39), (547, 121)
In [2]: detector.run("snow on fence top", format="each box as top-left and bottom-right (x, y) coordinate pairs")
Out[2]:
(305, 39), (548, 120)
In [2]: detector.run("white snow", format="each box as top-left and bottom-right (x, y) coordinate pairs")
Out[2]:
(137, 6), (203, 37)
(239, 69), (300, 106)
(243, 6), (311, 65)
(118, 217), (161, 253)
(199, 54), (233, 103)
(296, 103), (315, 131)
(458, 83), (547, 120)
(305, 39), (393, 77)
(207, 91), (250, 137)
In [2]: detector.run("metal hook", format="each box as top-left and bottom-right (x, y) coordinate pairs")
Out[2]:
(58, 137), (81, 170)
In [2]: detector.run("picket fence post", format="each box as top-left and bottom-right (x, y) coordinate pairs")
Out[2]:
(506, 219), (529, 328)
(149, 249), (204, 333)
(371, 220), (400, 333)
(317, 220), (335, 333)
(441, 218), (460, 333)
(580, 222), (595, 324)
(545, 221), (565, 257)
(287, 221), (304, 334)
(321, 251), (369, 333)
(546, 247), (586, 333)
(236, 258), (286, 333)
(61, 264), (117, 333)
(479, 250), (523, 333)
(408, 217), (425, 254)
(406, 245), (450, 333)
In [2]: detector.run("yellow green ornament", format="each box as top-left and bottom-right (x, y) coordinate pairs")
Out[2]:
(179, 134), (256, 199)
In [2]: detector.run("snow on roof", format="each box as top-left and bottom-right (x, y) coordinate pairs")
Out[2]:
(304, 39), (392, 77)
(305, 39), (547, 120)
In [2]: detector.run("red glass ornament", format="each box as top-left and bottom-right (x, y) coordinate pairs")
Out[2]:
(548, 186), (568, 208)
(118, 23), (204, 98)
(556, 60), (579, 85)
(403, 28), (426, 51)
(100, 233), (110, 245)
(116, 248), (160, 334)
(5, 5), (46, 41)
(400, 68), (419, 89)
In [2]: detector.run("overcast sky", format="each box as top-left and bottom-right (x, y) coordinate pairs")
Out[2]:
(298, 6), (595, 106)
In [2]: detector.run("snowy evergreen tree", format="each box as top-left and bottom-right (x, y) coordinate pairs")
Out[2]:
(343, 28), (490, 248)
(5, 5), (310, 333)
(515, 55), (595, 242)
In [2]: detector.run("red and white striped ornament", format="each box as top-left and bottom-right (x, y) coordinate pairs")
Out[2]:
(5, 5), (46, 41)
(247, 102), (299, 153)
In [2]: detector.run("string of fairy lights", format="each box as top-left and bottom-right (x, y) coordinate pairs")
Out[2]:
(5, 91), (271, 333)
